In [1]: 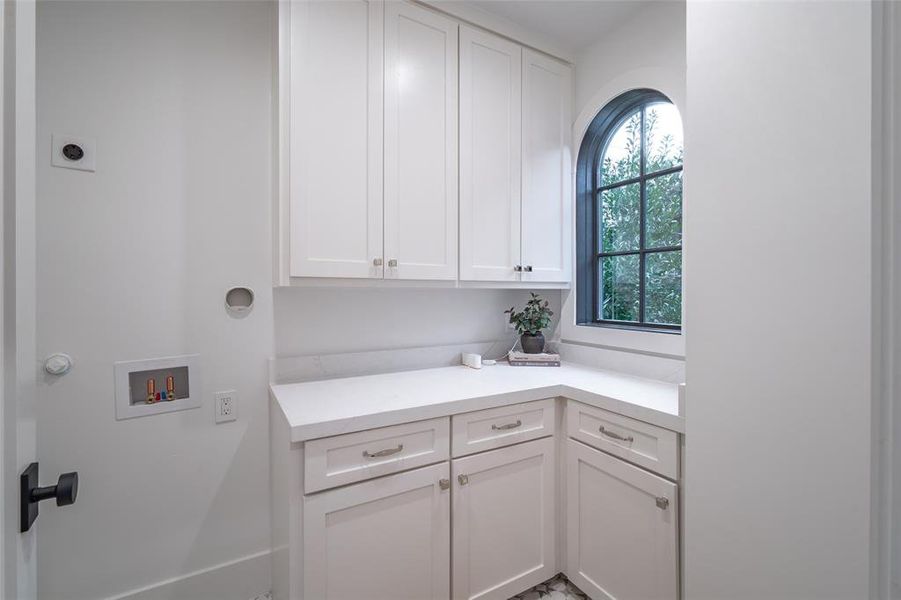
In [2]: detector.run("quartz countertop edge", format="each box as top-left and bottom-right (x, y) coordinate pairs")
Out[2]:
(270, 363), (684, 443)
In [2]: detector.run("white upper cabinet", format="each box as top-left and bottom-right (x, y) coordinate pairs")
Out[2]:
(384, 2), (458, 280)
(288, 0), (383, 279)
(280, 1), (572, 286)
(459, 41), (572, 284)
(459, 26), (522, 282)
(521, 50), (572, 284)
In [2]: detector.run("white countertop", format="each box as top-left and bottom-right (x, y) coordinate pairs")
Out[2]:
(270, 362), (684, 442)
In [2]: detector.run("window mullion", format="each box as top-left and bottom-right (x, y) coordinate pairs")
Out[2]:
(638, 107), (647, 324)
(594, 188), (600, 321)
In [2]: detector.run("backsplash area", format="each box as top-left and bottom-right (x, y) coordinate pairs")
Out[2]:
(269, 340), (515, 384)
(274, 287), (562, 357)
(272, 287), (684, 385)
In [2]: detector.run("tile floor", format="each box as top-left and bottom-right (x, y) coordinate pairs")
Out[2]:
(252, 572), (589, 600)
(509, 573), (590, 600)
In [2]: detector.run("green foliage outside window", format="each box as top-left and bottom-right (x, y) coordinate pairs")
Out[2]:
(599, 103), (683, 327)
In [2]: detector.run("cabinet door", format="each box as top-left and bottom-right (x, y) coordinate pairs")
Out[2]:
(384, 2), (458, 280)
(452, 437), (556, 600)
(289, 0), (383, 279)
(521, 50), (572, 284)
(566, 439), (678, 600)
(304, 462), (451, 600)
(459, 26), (521, 282)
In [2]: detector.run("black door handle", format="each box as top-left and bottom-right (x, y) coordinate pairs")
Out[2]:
(20, 462), (78, 532)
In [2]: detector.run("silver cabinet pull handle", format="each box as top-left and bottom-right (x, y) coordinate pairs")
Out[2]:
(439, 478), (450, 491)
(373, 258), (383, 267)
(362, 444), (403, 458)
(387, 259), (398, 267)
(599, 426), (634, 443)
(656, 496), (669, 510)
(458, 474), (469, 486)
(491, 419), (522, 431)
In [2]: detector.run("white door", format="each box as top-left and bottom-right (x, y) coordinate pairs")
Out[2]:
(566, 439), (678, 600)
(452, 437), (556, 600)
(304, 462), (451, 600)
(384, 1), (458, 280)
(521, 49), (572, 284)
(289, 0), (384, 279)
(459, 26), (521, 282)
(2, 1), (38, 597)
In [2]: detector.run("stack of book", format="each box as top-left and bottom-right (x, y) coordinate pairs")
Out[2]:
(507, 350), (561, 367)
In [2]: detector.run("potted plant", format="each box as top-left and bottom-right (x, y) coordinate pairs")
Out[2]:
(505, 293), (554, 354)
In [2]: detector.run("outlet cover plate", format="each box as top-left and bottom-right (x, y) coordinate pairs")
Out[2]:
(215, 390), (237, 424)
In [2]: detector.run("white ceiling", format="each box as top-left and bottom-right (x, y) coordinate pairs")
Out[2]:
(467, 0), (650, 54)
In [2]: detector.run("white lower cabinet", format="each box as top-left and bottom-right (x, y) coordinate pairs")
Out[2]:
(452, 437), (557, 600)
(303, 462), (451, 600)
(566, 439), (679, 600)
(280, 404), (682, 600)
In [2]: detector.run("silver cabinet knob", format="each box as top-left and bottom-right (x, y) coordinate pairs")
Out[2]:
(524, 265), (533, 272)
(439, 478), (450, 491)
(373, 258), (383, 267)
(457, 474), (469, 486)
(656, 496), (669, 510)
(387, 259), (398, 268)
(514, 265), (523, 272)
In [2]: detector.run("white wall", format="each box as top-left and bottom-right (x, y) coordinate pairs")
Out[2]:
(573, 1), (685, 122)
(684, 2), (874, 598)
(36, 2), (274, 599)
(274, 287), (560, 357)
(561, 1), (687, 362)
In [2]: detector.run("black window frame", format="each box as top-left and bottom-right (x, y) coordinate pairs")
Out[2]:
(575, 89), (683, 333)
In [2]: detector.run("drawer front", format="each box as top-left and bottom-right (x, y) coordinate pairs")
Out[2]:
(305, 417), (450, 493)
(566, 400), (678, 479)
(452, 398), (556, 457)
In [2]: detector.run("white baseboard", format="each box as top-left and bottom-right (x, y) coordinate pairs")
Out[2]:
(106, 550), (270, 600)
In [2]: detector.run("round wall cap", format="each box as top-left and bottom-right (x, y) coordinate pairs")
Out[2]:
(44, 353), (74, 376)
(224, 286), (254, 317)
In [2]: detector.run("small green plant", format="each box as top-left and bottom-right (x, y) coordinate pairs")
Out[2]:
(505, 293), (554, 335)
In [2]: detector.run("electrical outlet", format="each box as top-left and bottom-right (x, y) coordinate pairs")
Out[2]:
(215, 390), (237, 424)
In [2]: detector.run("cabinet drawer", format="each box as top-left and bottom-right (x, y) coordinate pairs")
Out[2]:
(452, 399), (555, 457)
(566, 400), (678, 479)
(304, 417), (450, 493)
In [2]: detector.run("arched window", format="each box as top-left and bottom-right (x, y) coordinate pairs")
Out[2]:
(575, 89), (683, 331)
